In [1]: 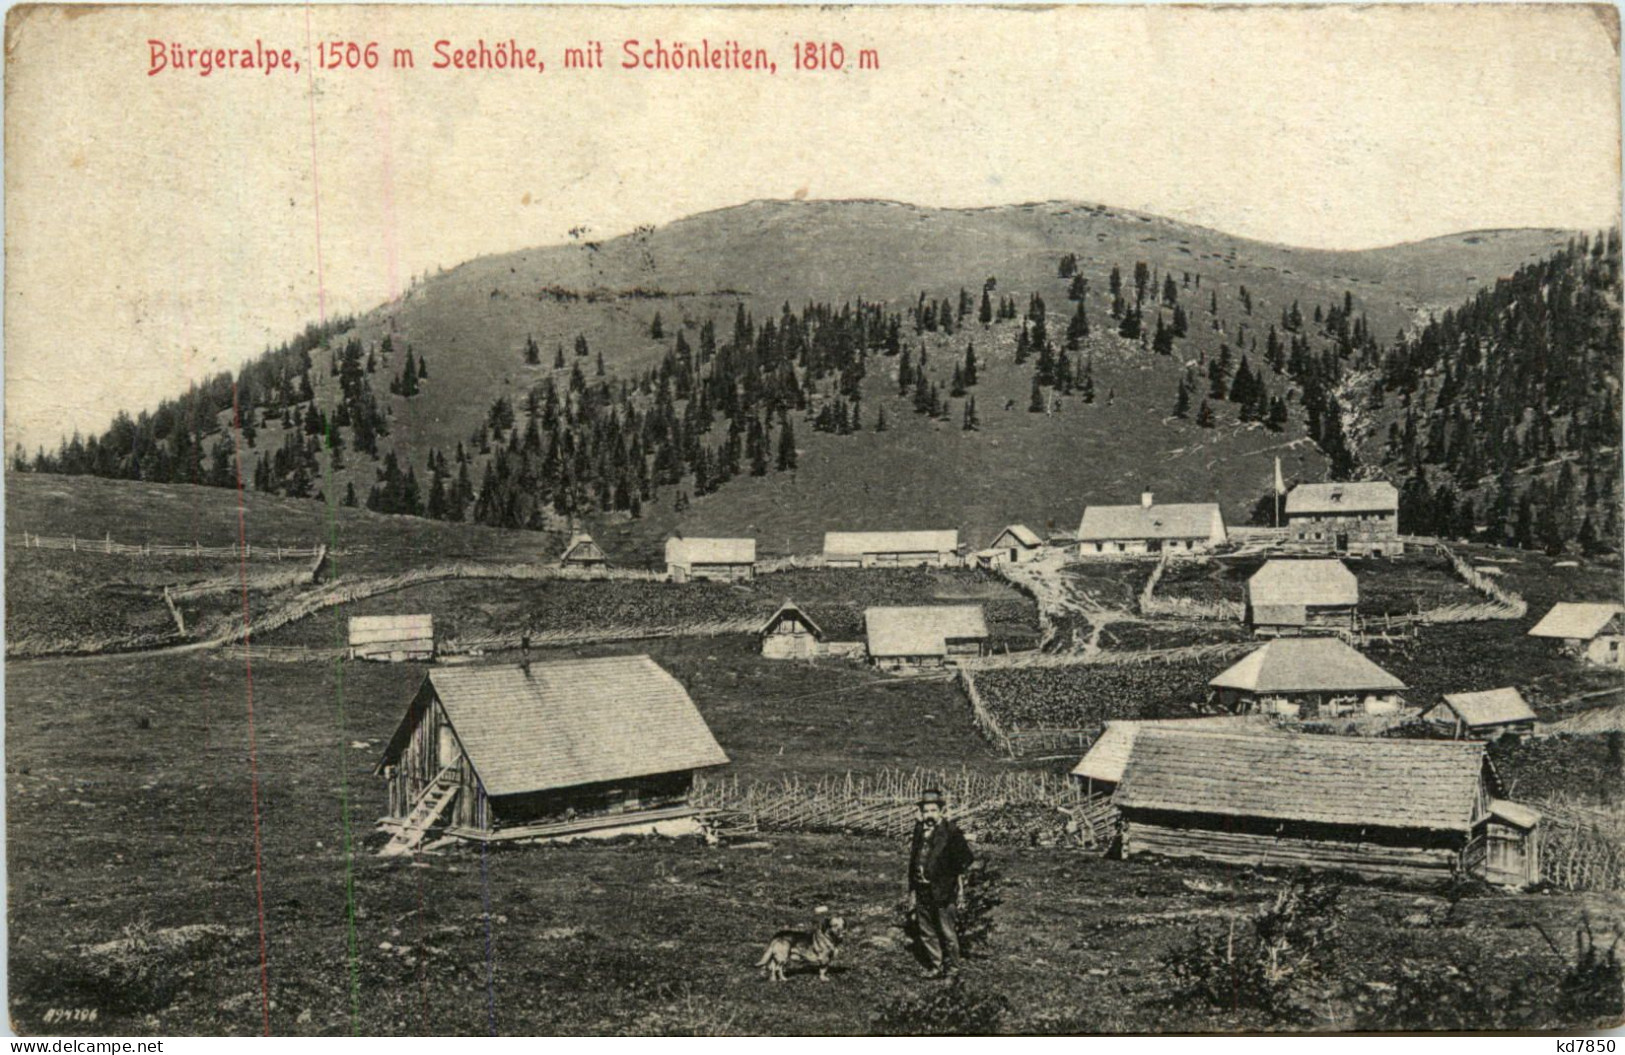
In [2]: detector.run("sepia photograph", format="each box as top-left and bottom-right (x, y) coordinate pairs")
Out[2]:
(3, 2), (1623, 1037)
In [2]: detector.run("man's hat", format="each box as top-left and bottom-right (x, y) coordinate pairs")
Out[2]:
(917, 787), (947, 808)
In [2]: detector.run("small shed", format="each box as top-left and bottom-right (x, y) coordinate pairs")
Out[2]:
(1210, 636), (1406, 718)
(1076, 492), (1227, 557)
(864, 605), (988, 670)
(1421, 687), (1537, 740)
(1070, 715), (1267, 797)
(758, 601), (825, 660)
(980, 525), (1044, 566)
(374, 656), (728, 852)
(665, 536), (757, 583)
(1245, 559), (1358, 635)
(823, 530), (961, 569)
(1527, 602), (1625, 667)
(559, 532), (608, 569)
(1114, 728), (1541, 885)
(348, 614), (435, 662)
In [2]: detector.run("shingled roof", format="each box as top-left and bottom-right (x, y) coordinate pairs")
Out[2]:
(1527, 602), (1625, 641)
(1247, 560), (1358, 607)
(1115, 728), (1489, 831)
(1210, 637), (1406, 694)
(665, 536), (757, 565)
(865, 605), (987, 658)
(1071, 716), (1269, 785)
(1435, 687), (1536, 728)
(990, 524), (1043, 548)
(824, 530), (960, 556)
(1285, 481), (1399, 516)
(1076, 502), (1225, 542)
(381, 657), (728, 797)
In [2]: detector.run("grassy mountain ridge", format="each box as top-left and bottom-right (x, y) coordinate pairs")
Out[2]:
(25, 199), (1578, 561)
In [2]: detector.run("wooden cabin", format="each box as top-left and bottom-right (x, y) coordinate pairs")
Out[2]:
(978, 525), (1044, 567)
(1421, 687), (1537, 740)
(1284, 481), (1402, 556)
(665, 536), (756, 583)
(348, 614), (435, 662)
(823, 530), (960, 569)
(1070, 715), (1267, 798)
(374, 656), (728, 852)
(758, 601), (825, 660)
(1209, 637), (1406, 718)
(1114, 728), (1542, 885)
(1076, 492), (1227, 557)
(864, 605), (987, 670)
(1527, 602), (1625, 668)
(1245, 559), (1358, 635)
(559, 532), (608, 569)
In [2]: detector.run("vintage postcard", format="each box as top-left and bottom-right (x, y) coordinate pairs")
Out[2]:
(4, 1), (1623, 1038)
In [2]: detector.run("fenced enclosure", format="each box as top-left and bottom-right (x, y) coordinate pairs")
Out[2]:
(12, 531), (336, 561)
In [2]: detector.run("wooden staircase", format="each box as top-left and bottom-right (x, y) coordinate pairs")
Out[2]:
(380, 770), (458, 857)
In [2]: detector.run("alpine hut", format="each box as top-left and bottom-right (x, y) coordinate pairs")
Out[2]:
(1244, 559), (1359, 635)
(1209, 637), (1406, 718)
(1070, 715), (1267, 798)
(978, 525), (1044, 567)
(1527, 602), (1625, 667)
(348, 614), (436, 662)
(374, 656), (728, 852)
(1075, 492), (1227, 557)
(1284, 481), (1402, 556)
(559, 532), (608, 569)
(665, 536), (757, 583)
(864, 605), (988, 670)
(1421, 687), (1538, 740)
(1114, 728), (1542, 885)
(822, 530), (961, 569)
(757, 601), (825, 660)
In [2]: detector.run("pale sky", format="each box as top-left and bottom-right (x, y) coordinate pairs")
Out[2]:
(5, 3), (1620, 453)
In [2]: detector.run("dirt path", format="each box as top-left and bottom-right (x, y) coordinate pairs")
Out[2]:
(997, 553), (1135, 657)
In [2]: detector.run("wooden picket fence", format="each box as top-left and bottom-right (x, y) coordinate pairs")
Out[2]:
(443, 618), (758, 653)
(959, 639), (1253, 672)
(692, 767), (1086, 841)
(12, 531), (334, 561)
(1539, 817), (1625, 891)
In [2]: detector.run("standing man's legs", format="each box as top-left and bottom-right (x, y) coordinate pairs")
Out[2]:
(936, 902), (961, 975)
(916, 898), (944, 973)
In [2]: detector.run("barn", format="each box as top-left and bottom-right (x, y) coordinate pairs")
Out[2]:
(864, 605), (988, 670)
(978, 524), (1044, 566)
(1070, 715), (1267, 798)
(757, 601), (825, 660)
(665, 536), (757, 583)
(374, 656), (728, 852)
(1245, 559), (1359, 635)
(1209, 636), (1406, 717)
(1075, 492), (1227, 556)
(348, 614), (435, 662)
(1114, 727), (1542, 885)
(1284, 481), (1402, 556)
(823, 530), (960, 569)
(1527, 602), (1625, 667)
(1421, 687), (1538, 740)
(559, 532), (608, 568)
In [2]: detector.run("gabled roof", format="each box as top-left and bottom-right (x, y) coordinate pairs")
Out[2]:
(1115, 728), (1489, 831)
(757, 600), (824, 639)
(380, 657), (727, 797)
(560, 533), (604, 561)
(990, 524), (1043, 548)
(1076, 502), (1224, 541)
(1527, 602), (1625, 641)
(1247, 560), (1358, 607)
(1488, 798), (1541, 830)
(1285, 481), (1399, 515)
(865, 605), (987, 657)
(665, 536), (756, 565)
(1210, 637), (1406, 694)
(824, 530), (960, 556)
(1071, 716), (1269, 785)
(1435, 687), (1536, 728)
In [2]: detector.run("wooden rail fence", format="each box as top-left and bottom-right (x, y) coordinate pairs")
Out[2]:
(12, 531), (339, 561)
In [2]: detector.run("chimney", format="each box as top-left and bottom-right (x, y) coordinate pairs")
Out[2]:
(1141, 491), (1154, 509)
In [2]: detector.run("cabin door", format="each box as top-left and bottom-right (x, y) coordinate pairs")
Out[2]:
(436, 723), (458, 775)
(1336, 532), (1350, 552)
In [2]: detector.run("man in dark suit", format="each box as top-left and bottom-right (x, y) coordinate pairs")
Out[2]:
(907, 788), (974, 979)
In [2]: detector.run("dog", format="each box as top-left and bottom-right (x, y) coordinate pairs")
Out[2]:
(755, 915), (845, 982)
